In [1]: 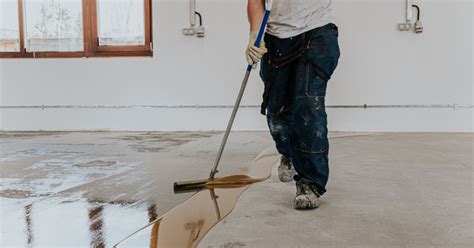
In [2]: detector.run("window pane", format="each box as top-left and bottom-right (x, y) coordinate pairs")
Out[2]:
(97, 0), (145, 46)
(0, 0), (20, 52)
(24, 0), (83, 52)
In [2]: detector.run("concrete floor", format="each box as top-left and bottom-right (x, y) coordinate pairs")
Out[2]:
(201, 133), (473, 248)
(1, 132), (472, 247)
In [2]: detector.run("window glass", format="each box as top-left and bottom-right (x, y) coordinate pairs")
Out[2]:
(23, 0), (84, 52)
(0, 0), (20, 52)
(97, 0), (145, 46)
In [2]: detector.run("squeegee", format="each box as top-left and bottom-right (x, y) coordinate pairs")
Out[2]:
(174, 0), (273, 193)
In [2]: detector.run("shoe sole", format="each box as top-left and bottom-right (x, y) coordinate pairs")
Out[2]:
(294, 201), (319, 210)
(294, 197), (319, 210)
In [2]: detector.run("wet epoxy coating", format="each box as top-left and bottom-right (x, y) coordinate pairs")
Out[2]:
(1, 131), (275, 247)
(114, 149), (279, 248)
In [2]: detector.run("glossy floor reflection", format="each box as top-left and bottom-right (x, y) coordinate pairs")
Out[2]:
(3, 197), (158, 247)
(1, 131), (276, 247)
(114, 149), (279, 248)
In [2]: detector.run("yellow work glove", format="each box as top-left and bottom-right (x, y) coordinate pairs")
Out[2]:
(246, 32), (268, 70)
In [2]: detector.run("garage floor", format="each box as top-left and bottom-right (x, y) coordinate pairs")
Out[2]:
(1, 132), (472, 247)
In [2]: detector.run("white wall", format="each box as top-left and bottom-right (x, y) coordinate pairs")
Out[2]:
(0, 0), (472, 132)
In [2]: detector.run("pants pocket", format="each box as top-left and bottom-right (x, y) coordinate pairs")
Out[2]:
(294, 28), (340, 98)
(300, 61), (330, 97)
(307, 29), (340, 81)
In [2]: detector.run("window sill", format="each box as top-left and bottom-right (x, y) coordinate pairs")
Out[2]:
(0, 50), (153, 59)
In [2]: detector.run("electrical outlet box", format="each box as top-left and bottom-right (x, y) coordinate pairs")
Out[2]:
(398, 22), (412, 31)
(183, 27), (196, 36)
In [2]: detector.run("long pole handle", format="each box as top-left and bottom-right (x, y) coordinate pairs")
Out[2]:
(209, 9), (272, 179)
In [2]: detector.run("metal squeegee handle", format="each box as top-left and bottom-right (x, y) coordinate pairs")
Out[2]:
(209, 7), (272, 179)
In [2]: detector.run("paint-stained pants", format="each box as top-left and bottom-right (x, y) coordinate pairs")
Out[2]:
(260, 24), (340, 196)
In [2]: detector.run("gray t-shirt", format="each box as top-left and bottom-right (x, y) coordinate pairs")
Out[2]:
(266, 0), (332, 39)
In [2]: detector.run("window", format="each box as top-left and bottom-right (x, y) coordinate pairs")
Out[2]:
(0, 0), (152, 58)
(24, 0), (84, 52)
(92, 0), (151, 52)
(0, 0), (21, 52)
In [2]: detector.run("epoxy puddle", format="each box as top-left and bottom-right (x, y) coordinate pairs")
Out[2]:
(114, 148), (279, 248)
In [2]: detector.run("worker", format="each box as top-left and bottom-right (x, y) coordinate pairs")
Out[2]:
(246, 0), (340, 209)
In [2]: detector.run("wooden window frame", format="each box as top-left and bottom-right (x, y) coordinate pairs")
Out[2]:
(0, 0), (153, 58)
